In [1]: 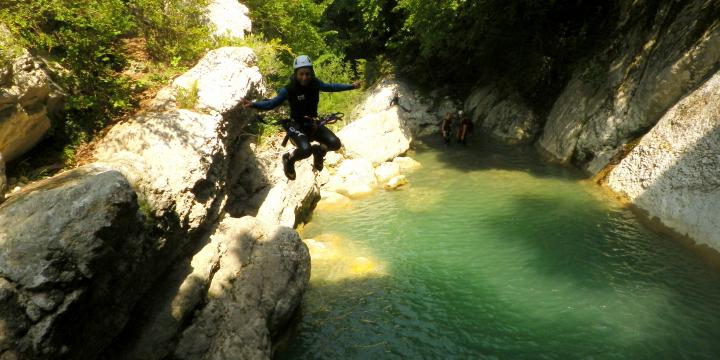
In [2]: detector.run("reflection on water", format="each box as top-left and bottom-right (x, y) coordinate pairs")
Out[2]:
(278, 137), (720, 360)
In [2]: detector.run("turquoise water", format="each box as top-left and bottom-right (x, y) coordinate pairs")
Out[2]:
(277, 138), (720, 359)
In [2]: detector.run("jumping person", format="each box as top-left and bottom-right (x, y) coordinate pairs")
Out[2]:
(241, 55), (360, 180)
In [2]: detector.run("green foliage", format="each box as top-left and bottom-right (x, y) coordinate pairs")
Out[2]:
(243, 0), (331, 59)
(0, 0), (217, 169)
(216, 34), (293, 89)
(241, 0), (368, 130)
(176, 80), (200, 110)
(126, 0), (213, 63)
(324, 0), (615, 111)
(315, 53), (364, 116)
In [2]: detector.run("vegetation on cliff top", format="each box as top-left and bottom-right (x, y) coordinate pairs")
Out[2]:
(1, 0), (615, 180)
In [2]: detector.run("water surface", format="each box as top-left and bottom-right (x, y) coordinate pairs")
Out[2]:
(278, 137), (720, 359)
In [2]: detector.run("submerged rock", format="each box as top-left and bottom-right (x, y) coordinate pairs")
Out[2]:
(374, 161), (401, 184)
(315, 190), (352, 210)
(384, 175), (408, 190)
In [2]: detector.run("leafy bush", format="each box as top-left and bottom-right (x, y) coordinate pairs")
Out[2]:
(176, 80), (199, 110)
(0, 0), (217, 169)
(126, 0), (213, 63)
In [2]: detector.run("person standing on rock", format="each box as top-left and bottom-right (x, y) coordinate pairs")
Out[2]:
(241, 55), (360, 180)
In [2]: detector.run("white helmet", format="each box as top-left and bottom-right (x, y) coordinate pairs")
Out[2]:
(293, 55), (313, 69)
(458, 110), (463, 115)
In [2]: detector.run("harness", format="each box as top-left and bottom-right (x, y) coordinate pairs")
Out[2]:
(279, 113), (344, 147)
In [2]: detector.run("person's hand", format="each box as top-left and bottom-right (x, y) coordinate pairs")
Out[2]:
(240, 98), (253, 108)
(352, 81), (361, 89)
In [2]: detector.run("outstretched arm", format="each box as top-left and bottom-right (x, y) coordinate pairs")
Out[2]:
(241, 88), (289, 109)
(318, 80), (361, 92)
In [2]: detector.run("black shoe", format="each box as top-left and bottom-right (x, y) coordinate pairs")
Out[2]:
(312, 147), (325, 172)
(282, 153), (296, 180)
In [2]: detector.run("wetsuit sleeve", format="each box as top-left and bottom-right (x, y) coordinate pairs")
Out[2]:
(317, 80), (356, 92)
(251, 88), (288, 110)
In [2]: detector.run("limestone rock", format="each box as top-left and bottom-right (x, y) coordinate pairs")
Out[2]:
(256, 154), (319, 228)
(0, 49), (63, 163)
(0, 165), (159, 359)
(153, 47), (264, 115)
(338, 109), (412, 165)
(464, 85), (538, 144)
(392, 156), (422, 173)
(538, 0), (720, 174)
(374, 162), (400, 184)
(482, 96), (539, 144)
(606, 71), (720, 252)
(95, 110), (232, 233)
(384, 175), (408, 190)
(174, 216), (310, 360)
(351, 76), (453, 138)
(206, 0), (252, 39)
(315, 190), (351, 210)
(325, 158), (377, 198)
(464, 84), (505, 124)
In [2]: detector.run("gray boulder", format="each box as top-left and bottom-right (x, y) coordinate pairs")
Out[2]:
(0, 165), (159, 360)
(606, 71), (720, 252)
(153, 47), (263, 115)
(174, 216), (310, 360)
(482, 96), (539, 144)
(95, 46), (264, 237)
(538, 0), (720, 174)
(464, 84), (539, 143)
(338, 109), (412, 165)
(352, 76), (453, 138)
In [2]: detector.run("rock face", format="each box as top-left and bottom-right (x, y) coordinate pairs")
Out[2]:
(0, 49), (63, 163)
(339, 109), (412, 165)
(537, 0), (720, 174)
(96, 47), (264, 236)
(0, 165), (158, 360)
(174, 217), (309, 360)
(352, 76), (459, 138)
(606, 71), (720, 251)
(464, 85), (539, 144)
(153, 47), (263, 114)
(205, 0), (252, 39)
(89, 46), (314, 360)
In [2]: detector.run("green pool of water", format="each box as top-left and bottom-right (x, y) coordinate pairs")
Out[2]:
(277, 138), (720, 359)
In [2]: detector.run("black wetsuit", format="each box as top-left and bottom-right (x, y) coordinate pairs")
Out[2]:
(252, 78), (355, 167)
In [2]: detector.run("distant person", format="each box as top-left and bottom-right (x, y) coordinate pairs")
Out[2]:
(440, 112), (453, 145)
(241, 55), (360, 180)
(388, 90), (410, 112)
(457, 110), (473, 146)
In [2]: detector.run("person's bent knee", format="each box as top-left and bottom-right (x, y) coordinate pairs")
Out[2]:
(293, 142), (312, 159)
(326, 138), (341, 152)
